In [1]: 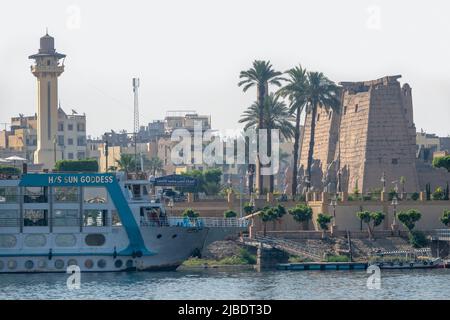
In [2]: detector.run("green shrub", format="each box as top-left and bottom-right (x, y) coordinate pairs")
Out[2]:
(0, 165), (21, 175)
(408, 230), (428, 248)
(317, 213), (332, 231)
(238, 248), (256, 265)
(54, 159), (98, 172)
(388, 188), (398, 201)
(432, 187), (445, 200)
(398, 209), (421, 232)
(432, 155), (450, 172)
(224, 210), (237, 218)
(289, 204), (313, 223)
(441, 209), (450, 227)
(410, 192), (420, 201)
(326, 255), (350, 262)
(182, 208), (199, 218)
(243, 202), (254, 215)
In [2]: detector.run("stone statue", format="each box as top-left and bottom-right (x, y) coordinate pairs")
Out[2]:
(323, 160), (338, 193)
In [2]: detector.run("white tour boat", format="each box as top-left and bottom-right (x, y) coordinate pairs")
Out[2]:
(0, 172), (248, 273)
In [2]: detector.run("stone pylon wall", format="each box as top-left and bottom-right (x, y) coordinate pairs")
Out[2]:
(299, 103), (340, 191)
(298, 75), (420, 193)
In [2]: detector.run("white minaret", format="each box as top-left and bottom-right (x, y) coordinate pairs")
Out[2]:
(29, 32), (65, 169)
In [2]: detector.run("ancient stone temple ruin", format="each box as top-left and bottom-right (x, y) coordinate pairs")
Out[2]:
(298, 75), (450, 194)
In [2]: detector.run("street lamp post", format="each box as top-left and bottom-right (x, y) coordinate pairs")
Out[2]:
(381, 172), (386, 193)
(168, 198), (174, 216)
(391, 196), (399, 234)
(53, 135), (57, 165)
(239, 176), (243, 218)
(327, 194), (338, 235)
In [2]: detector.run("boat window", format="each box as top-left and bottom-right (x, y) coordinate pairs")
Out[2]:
(24, 234), (47, 247)
(0, 187), (19, 203)
(115, 260), (123, 268)
(83, 209), (108, 227)
(85, 259), (94, 269)
(0, 235), (17, 248)
(24, 209), (48, 226)
(85, 234), (106, 246)
(24, 187), (48, 203)
(83, 187), (108, 203)
(67, 259), (78, 266)
(97, 259), (107, 268)
(54, 187), (79, 203)
(55, 234), (77, 247)
(53, 209), (79, 227)
(54, 259), (65, 269)
(0, 209), (19, 227)
(111, 209), (122, 226)
(140, 207), (166, 226)
(132, 184), (141, 199)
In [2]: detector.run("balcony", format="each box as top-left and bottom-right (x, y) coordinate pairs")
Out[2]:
(31, 65), (64, 75)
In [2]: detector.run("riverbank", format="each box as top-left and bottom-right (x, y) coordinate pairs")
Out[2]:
(190, 236), (423, 270)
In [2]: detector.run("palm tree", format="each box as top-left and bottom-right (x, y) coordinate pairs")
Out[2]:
(146, 156), (164, 176)
(303, 71), (340, 191)
(239, 93), (294, 192)
(115, 154), (135, 173)
(238, 60), (285, 193)
(277, 65), (308, 196)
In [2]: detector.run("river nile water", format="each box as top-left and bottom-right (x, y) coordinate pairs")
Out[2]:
(0, 269), (449, 300)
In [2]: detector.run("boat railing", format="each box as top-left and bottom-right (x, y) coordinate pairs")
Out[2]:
(432, 229), (450, 241)
(140, 217), (250, 228)
(0, 217), (114, 228)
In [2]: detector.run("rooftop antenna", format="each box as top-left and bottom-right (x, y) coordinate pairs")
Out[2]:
(132, 78), (140, 174)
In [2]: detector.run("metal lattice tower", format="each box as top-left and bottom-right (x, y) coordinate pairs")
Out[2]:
(132, 78), (140, 135)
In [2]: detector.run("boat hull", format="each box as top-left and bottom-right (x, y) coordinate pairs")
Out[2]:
(0, 226), (208, 273)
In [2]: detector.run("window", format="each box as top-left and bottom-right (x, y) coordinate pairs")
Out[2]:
(58, 135), (64, 146)
(68, 124), (73, 131)
(54, 187), (79, 202)
(47, 60), (51, 66)
(343, 106), (347, 115)
(0, 235), (16, 248)
(24, 209), (48, 226)
(77, 123), (85, 132)
(83, 187), (108, 203)
(68, 138), (73, 145)
(83, 209), (108, 227)
(77, 152), (85, 160)
(355, 104), (359, 113)
(53, 209), (79, 226)
(317, 114), (320, 121)
(24, 234), (47, 247)
(0, 187), (19, 203)
(0, 209), (19, 227)
(55, 234), (77, 247)
(68, 153), (74, 160)
(85, 234), (106, 246)
(111, 210), (121, 226)
(328, 111), (332, 120)
(77, 136), (86, 146)
(24, 187), (47, 203)
(392, 158), (398, 165)
(58, 122), (64, 131)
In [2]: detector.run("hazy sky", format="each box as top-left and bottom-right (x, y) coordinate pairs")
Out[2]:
(1, 0), (450, 137)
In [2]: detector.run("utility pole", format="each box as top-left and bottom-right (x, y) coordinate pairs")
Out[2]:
(133, 78), (140, 175)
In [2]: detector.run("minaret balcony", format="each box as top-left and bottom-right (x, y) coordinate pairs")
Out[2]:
(31, 65), (64, 76)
